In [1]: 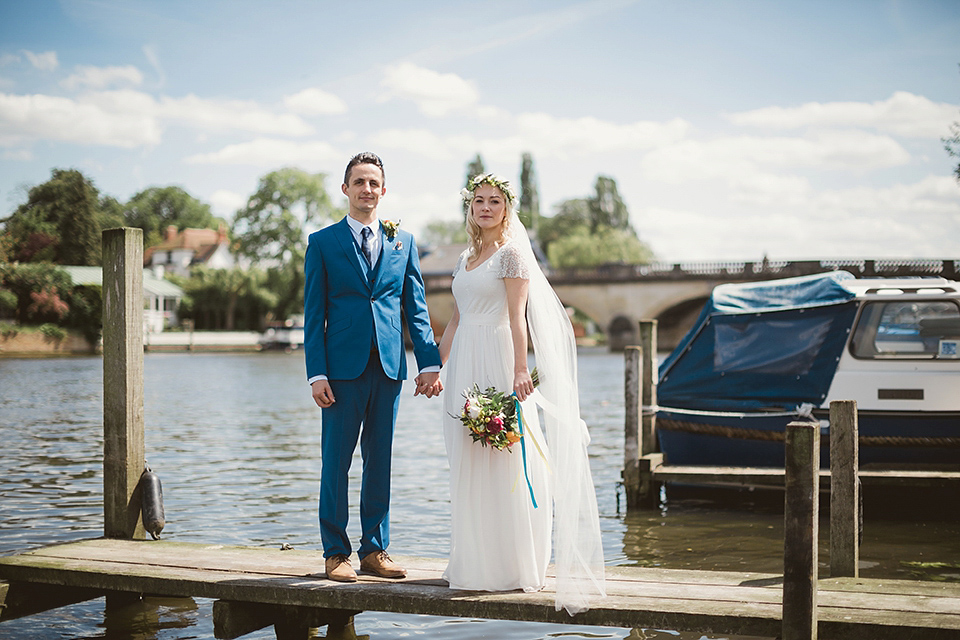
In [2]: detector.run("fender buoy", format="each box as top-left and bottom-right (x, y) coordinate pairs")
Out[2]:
(140, 465), (165, 540)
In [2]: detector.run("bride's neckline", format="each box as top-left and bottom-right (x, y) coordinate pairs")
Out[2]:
(464, 241), (508, 272)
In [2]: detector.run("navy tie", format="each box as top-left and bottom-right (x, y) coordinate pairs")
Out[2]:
(361, 226), (373, 268)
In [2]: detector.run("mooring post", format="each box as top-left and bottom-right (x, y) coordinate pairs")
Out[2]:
(622, 346), (642, 506)
(829, 400), (859, 578)
(783, 420), (819, 640)
(639, 319), (658, 457)
(102, 228), (145, 541)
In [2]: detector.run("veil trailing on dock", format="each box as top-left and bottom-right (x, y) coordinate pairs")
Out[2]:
(504, 210), (606, 615)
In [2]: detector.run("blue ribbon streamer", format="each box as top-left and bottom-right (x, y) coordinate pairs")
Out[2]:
(513, 392), (538, 509)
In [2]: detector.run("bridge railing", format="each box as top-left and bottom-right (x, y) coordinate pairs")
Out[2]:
(422, 258), (958, 292)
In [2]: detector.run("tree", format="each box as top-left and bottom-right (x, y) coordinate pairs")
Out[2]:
(231, 168), (343, 320)
(537, 174), (655, 266)
(462, 154), (486, 218)
(0, 262), (73, 325)
(176, 266), (278, 331)
(2, 169), (104, 265)
(124, 186), (220, 246)
(518, 152), (540, 232)
(548, 227), (655, 268)
(423, 219), (468, 246)
(944, 120), (960, 183)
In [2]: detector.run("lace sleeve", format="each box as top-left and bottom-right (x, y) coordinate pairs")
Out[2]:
(452, 251), (467, 277)
(497, 243), (530, 280)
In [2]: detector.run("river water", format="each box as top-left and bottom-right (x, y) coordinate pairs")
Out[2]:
(1, 350), (958, 639)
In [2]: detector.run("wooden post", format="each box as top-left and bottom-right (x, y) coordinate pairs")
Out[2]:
(639, 320), (658, 457)
(622, 346), (642, 506)
(830, 400), (859, 578)
(783, 420), (819, 640)
(102, 228), (145, 541)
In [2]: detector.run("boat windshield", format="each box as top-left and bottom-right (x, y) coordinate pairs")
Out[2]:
(851, 300), (960, 359)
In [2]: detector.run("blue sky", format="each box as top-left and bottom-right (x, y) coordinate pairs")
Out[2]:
(1, 0), (958, 261)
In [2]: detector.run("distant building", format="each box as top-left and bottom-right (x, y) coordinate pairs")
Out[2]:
(62, 266), (184, 334)
(143, 225), (234, 278)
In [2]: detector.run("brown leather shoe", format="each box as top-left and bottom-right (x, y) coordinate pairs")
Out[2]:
(360, 550), (406, 578)
(325, 554), (357, 583)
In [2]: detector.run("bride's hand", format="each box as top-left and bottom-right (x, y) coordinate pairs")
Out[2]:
(513, 370), (534, 402)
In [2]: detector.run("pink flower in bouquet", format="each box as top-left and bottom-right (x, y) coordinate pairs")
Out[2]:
(487, 415), (504, 433)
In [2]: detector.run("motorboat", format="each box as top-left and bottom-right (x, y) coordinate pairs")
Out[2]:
(656, 271), (960, 467)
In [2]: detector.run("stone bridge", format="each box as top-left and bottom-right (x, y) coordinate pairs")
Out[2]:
(423, 257), (959, 351)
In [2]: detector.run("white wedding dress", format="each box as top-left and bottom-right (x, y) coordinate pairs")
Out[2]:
(442, 241), (553, 592)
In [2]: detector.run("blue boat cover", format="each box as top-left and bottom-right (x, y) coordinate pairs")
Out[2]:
(658, 271), (859, 411)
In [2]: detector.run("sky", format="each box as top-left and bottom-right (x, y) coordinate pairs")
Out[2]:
(1, 0), (959, 263)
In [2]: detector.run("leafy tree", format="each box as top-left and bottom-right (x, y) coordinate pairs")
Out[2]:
(944, 120), (960, 183)
(2, 169), (104, 265)
(175, 266), (277, 331)
(231, 168), (343, 320)
(423, 219), (468, 246)
(548, 227), (655, 268)
(518, 152), (540, 231)
(462, 154), (486, 218)
(537, 175), (654, 266)
(124, 186), (220, 246)
(0, 262), (73, 325)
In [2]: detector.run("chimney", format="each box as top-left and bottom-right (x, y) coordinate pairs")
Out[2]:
(166, 225), (178, 242)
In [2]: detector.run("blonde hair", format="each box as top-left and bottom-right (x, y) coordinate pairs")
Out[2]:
(463, 174), (515, 259)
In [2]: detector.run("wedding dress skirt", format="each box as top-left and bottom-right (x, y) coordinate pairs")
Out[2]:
(442, 245), (552, 592)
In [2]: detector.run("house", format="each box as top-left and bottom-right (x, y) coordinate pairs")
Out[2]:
(143, 225), (234, 278)
(62, 266), (184, 334)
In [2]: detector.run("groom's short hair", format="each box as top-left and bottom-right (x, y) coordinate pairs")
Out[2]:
(344, 152), (385, 185)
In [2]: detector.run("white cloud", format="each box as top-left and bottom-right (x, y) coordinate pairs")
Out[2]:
(158, 94), (314, 136)
(184, 137), (341, 167)
(0, 54), (21, 66)
(516, 113), (690, 156)
(380, 62), (479, 117)
(62, 65), (144, 90)
(728, 92), (958, 139)
(283, 88), (347, 116)
(0, 92), (161, 147)
(22, 50), (58, 71)
(641, 131), (909, 187)
(371, 128), (476, 160)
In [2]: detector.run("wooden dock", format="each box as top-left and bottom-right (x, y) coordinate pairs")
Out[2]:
(2, 538), (959, 639)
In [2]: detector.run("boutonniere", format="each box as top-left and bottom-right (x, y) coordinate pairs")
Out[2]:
(382, 219), (400, 242)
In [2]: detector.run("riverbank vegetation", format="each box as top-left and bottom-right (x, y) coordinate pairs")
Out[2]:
(2, 154), (654, 335)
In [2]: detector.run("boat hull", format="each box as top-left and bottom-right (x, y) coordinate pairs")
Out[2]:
(656, 409), (960, 468)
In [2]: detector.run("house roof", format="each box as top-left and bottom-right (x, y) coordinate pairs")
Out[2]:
(142, 226), (230, 266)
(62, 266), (184, 298)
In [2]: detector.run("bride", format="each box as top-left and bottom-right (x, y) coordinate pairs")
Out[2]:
(437, 174), (606, 615)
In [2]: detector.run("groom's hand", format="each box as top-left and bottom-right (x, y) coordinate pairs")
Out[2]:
(414, 371), (442, 398)
(311, 380), (336, 408)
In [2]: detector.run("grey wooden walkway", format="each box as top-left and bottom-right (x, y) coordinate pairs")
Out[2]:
(2, 538), (959, 639)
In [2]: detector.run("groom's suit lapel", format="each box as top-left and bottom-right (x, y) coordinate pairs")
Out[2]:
(332, 217), (370, 288)
(372, 230), (400, 292)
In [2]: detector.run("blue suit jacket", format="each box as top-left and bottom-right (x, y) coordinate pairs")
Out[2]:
(303, 217), (441, 381)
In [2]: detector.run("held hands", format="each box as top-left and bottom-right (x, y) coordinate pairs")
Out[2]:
(414, 371), (443, 398)
(311, 379), (335, 408)
(513, 369), (534, 402)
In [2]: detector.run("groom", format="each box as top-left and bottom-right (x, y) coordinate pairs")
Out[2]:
(304, 152), (442, 582)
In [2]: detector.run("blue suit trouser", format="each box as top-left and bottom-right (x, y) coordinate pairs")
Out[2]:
(319, 353), (402, 559)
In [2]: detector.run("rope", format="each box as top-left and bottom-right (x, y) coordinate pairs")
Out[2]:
(657, 417), (960, 448)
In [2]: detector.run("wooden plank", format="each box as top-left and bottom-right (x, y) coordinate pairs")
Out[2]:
(652, 465), (960, 489)
(0, 580), (103, 621)
(622, 346), (642, 506)
(1, 540), (958, 638)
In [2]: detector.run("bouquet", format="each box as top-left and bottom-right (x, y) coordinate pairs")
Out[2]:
(456, 369), (539, 451)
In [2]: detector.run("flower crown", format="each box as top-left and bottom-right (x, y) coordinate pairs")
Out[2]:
(460, 173), (516, 206)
